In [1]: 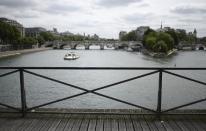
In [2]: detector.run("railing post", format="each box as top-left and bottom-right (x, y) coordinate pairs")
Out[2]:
(157, 69), (163, 118)
(19, 68), (27, 117)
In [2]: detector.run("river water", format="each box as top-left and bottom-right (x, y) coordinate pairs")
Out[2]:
(0, 47), (206, 110)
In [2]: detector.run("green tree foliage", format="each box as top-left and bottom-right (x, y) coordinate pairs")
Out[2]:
(157, 32), (174, 49)
(166, 29), (179, 46)
(200, 37), (206, 44)
(145, 36), (156, 50)
(61, 35), (84, 41)
(152, 40), (168, 53)
(40, 32), (55, 41)
(0, 21), (21, 44)
(37, 36), (45, 46)
(187, 34), (196, 44)
(121, 31), (137, 41)
(176, 30), (187, 42)
(19, 37), (37, 45)
(126, 31), (137, 41)
(74, 35), (84, 41)
(143, 28), (155, 45)
(144, 31), (174, 53)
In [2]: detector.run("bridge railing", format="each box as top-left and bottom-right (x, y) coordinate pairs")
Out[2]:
(0, 67), (206, 117)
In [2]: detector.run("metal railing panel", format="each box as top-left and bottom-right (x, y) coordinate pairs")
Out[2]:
(0, 67), (205, 116)
(0, 70), (19, 77)
(163, 70), (206, 86)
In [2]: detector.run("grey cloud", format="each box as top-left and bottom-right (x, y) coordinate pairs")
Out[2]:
(96, 0), (142, 8)
(171, 5), (206, 14)
(123, 12), (153, 24)
(13, 12), (39, 19)
(74, 19), (104, 28)
(0, 0), (36, 8)
(44, 4), (82, 14)
(138, 3), (149, 8)
(75, 22), (97, 28)
(178, 18), (205, 23)
(196, 28), (206, 37)
(0, 4), (39, 19)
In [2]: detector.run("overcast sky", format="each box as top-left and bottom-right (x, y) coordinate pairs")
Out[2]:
(0, 0), (206, 38)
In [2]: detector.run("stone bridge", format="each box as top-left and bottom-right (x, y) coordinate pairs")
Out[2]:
(196, 44), (206, 50)
(177, 43), (206, 50)
(43, 41), (143, 50)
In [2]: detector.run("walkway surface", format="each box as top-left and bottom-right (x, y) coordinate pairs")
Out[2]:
(0, 114), (206, 131)
(0, 48), (51, 58)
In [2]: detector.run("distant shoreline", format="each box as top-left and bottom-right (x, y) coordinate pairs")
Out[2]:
(0, 47), (52, 59)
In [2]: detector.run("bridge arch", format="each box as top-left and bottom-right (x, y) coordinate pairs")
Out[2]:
(199, 46), (204, 50)
(196, 44), (205, 50)
(88, 43), (104, 50)
(60, 44), (72, 49)
(104, 43), (115, 49)
(74, 43), (86, 50)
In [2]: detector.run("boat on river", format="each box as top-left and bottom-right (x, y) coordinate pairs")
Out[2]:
(64, 52), (80, 60)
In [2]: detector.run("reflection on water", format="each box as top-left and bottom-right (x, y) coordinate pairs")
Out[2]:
(0, 49), (206, 110)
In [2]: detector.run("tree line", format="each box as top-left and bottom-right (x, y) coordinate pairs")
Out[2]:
(120, 27), (197, 53)
(0, 21), (102, 48)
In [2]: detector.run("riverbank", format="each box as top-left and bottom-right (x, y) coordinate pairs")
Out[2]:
(142, 49), (177, 58)
(0, 47), (52, 59)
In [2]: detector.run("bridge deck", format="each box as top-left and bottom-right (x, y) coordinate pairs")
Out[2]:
(0, 114), (206, 131)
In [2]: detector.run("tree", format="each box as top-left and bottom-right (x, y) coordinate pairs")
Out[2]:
(144, 31), (174, 53)
(37, 36), (45, 46)
(200, 37), (206, 44)
(152, 40), (168, 53)
(143, 28), (155, 46)
(121, 35), (128, 41)
(20, 37), (37, 45)
(61, 35), (85, 41)
(40, 32), (55, 41)
(121, 31), (137, 41)
(127, 31), (137, 41)
(157, 32), (174, 50)
(166, 29), (179, 46)
(0, 21), (21, 44)
(176, 30), (187, 42)
(145, 36), (156, 50)
(73, 35), (84, 41)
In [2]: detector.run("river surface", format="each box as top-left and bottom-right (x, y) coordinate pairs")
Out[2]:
(0, 48), (206, 110)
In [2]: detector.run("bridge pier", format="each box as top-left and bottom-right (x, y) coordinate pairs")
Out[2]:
(71, 47), (76, 50)
(85, 44), (89, 50)
(100, 44), (104, 50)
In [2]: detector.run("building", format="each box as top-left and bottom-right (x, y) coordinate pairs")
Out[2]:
(0, 17), (25, 37)
(175, 29), (186, 34)
(25, 27), (47, 38)
(188, 29), (197, 44)
(163, 27), (171, 32)
(119, 31), (127, 40)
(193, 28), (197, 38)
(135, 26), (150, 41)
(48, 28), (60, 37)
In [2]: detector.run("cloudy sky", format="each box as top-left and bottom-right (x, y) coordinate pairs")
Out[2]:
(0, 0), (206, 38)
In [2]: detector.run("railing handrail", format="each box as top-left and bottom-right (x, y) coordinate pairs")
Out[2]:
(0, 67), (206, 70)
(0, 67), (206, 117)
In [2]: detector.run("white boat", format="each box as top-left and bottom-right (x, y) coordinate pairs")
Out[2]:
(64, 52), (80, 60)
